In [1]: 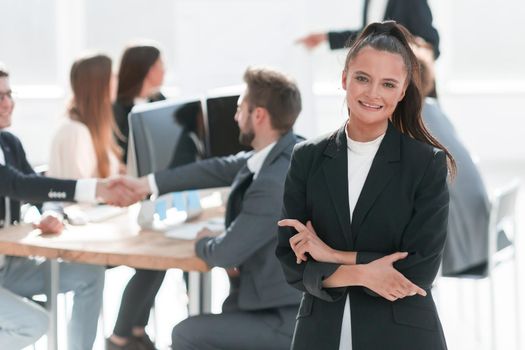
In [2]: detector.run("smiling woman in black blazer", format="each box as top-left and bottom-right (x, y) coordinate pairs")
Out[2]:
(277, 22), (455, 350)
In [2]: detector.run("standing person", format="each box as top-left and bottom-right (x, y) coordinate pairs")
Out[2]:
(113, 44), (165, 164)
(118, 67), (304, 350)
(296, 0), (440, 58)
(0, 64), (122, 350)
(277, 22), (454, 350)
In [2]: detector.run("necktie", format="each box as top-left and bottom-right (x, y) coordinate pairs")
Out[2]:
(225, 165), (254, 227)
(4, 197), (10, 228)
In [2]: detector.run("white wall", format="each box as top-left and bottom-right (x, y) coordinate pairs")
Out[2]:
(2, 0), (524, 166)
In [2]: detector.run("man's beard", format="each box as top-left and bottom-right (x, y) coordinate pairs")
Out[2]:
(239, 129), (255, 147)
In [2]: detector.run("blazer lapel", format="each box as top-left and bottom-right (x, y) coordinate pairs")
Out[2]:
(322, 127), (353, 250)
(260, 131), (296, 170)
(351, 122), (401, 242)
(225, 165), (253, 226)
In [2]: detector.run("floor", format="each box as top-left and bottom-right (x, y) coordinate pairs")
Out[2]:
(28, 161), (524, 350)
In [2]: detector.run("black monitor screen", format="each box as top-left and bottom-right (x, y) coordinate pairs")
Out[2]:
(128, 99), (206, 177)
(205, 95), (251, 157)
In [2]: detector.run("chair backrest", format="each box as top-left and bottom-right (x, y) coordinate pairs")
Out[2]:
(488, 179), (521, 268)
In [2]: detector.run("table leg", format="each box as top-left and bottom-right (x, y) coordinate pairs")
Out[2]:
(201, 272), (212, 314)
(187, 271), (212, 315)
(188, 271), (201, 316)
(47, 259), (59, 350)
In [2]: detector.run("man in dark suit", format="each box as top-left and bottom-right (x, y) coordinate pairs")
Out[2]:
(297, 0), (440, 58)
(0, 65), (139, 349)
(124, 67), (303, 349)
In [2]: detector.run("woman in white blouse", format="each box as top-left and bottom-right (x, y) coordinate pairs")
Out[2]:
(48, 54), (121, 179)
(46, 54), (121, 349)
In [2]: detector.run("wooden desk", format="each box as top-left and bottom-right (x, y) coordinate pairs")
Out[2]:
(0, 206), (223, 271)
(0, 204), (223, 350)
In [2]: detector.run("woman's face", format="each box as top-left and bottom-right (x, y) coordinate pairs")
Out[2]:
(342, 46), (408, 129)
(146, 56), (165, 90)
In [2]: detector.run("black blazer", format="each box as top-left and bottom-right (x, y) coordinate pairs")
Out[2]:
(276, 123), (449, 350)
(0, 131), (76, 225)
(328, 0), (440, 58)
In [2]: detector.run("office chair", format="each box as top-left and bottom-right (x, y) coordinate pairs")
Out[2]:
(486, 179), (521, 350)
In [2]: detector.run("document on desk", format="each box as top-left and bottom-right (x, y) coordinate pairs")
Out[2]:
(164, 218), (225, 240)
(64, 204), (126, 224)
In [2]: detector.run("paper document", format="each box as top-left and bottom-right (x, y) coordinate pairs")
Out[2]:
(66, 205), (126, 224)
(164, 217), (224, 240)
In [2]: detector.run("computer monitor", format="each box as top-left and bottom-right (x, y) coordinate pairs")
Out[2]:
(127, 99), (206, 177)
(205, 94), (251, 157)
(127, 99), (207, 229)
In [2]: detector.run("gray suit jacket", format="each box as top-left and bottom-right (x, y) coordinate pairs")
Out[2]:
(423, 98), (490, 276)
(154, 131), (302, 310)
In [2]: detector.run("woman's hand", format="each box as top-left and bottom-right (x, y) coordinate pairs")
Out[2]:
(278, 219), (336, 264)
(362, 252), (427, 301)
(34, 212), (64, 235)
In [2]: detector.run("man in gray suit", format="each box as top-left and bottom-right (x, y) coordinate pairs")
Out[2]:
(127, 67), (303, 349)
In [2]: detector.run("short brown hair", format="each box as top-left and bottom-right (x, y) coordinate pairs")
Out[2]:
(243, 67), (301, 134)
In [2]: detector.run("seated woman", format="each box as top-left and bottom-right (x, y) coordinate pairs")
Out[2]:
(109, 44), (166, 350)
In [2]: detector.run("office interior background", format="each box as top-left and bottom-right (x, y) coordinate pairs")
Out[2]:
(2, 0), (525, 349)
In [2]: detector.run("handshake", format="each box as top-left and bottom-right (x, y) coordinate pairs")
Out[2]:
(95, 175), (152, 207)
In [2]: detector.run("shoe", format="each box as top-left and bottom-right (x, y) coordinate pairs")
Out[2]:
(106, 337), (141, 350)
(134, 333), (158, 350)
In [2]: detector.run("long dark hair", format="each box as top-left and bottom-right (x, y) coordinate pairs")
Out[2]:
(344, 21), (456, 176)
(116, 45), (160, 105)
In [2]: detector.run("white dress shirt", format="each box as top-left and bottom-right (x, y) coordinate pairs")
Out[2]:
(246, 141), (276, 179)
(0, 146), (7, 268)
(339, 126), (384, 350)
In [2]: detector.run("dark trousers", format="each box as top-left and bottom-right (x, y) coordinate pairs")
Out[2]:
(113, 269), (167, 337)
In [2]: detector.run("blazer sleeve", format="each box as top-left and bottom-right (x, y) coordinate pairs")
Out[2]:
(357, 150), (449, 292)
(0, 164), (76, 202)
(154, 152), (250, 195)
(276, 144), (346, 302)
(327, 30), (360, 50)
(195, 174), (283, 267)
